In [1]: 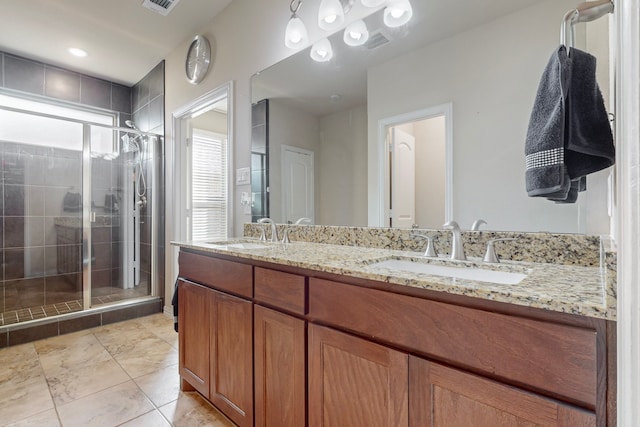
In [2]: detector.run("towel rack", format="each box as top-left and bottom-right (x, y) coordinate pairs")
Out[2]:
(561, 0), (614, 55)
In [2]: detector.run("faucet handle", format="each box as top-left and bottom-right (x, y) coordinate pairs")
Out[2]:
(411, 233), (438, 257)
(483, 238), (517, 263)
(281, 227), (291, 243)
(258, 227), (266, 241)
(443, 220), (460, 230)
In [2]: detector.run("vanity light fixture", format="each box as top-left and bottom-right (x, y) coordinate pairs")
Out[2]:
(310, 38), (334, 62)
(318, 0), (346, 31)
(285, 0), (309, 49)
(343, 19), (369, 46)
(384, 0), (413, 28)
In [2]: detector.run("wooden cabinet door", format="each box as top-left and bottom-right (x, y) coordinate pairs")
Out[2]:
(409, 356), (596, 427)
(309, 324), (408, 427)
(254, 305), (306, 427)
(178, 280), (210, 398)
(210, 290), (254, 427)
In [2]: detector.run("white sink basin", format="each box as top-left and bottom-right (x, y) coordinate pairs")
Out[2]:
(369, 259), (527, 285)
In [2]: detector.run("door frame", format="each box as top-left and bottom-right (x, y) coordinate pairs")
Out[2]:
(376, 102), (453, 227)
(168, 82), (234, 314)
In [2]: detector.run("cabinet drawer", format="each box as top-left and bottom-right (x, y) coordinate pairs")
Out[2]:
(309, 278), (598, 408)
(255, 267), (306, 315)
(179, 251), (253, 298)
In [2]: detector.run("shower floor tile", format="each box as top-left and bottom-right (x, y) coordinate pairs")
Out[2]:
(0, 313), (236, 426)
(0, 285), (151, 326)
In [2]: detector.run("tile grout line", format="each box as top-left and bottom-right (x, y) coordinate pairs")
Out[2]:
(33, 342), (66, 427)
(95, 317), (177, 426)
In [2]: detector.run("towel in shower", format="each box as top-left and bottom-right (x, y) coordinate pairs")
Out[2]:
(525, 46), (572, 198)
(525, 46), (615, 202)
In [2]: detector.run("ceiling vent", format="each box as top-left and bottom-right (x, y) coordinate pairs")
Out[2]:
(365, 31), (391, 50)
(142, 0), (181, 16)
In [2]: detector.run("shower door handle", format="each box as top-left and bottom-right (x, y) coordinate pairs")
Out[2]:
(90, 211), (96, 223)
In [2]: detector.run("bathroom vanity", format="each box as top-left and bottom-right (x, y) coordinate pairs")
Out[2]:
(175, 236), (615, 427)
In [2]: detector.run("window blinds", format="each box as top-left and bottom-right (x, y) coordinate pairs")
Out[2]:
(191, 129), (227, 241)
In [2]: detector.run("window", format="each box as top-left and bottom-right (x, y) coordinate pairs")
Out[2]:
(0, 93), (115, 153)
(189, 128), (228, 241)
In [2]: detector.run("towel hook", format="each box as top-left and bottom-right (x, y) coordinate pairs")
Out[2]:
(561, 0), (614, 56)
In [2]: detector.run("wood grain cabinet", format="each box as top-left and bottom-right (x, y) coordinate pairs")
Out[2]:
(177, 279), (253, 427)
(209, 291), (253, 427)
(178, 279), (210, 398)
(254, 305), (306, 427)
(409, 356), (596, 427)
(178, 250), (613, 427)
(308, 324), (409, 427)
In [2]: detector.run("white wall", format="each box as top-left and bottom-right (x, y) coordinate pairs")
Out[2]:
(268, 99), (321, 223)
(367, 0), (610, 233)
(414, 116), (446, 228)
(191, 109), (228, 134)
(318, 105), (368, 226)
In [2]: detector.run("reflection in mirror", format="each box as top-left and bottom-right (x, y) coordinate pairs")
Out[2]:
(251, 0), (612, 233)
(251, 99), (269, 222)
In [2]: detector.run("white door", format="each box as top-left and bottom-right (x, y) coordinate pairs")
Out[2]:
(282, 145), (314, 224)
(390, 128), (416, 228)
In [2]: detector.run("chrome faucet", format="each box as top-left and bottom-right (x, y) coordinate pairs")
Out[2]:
(258, 218), (279, 243)
(443, 221), (466, 261)
(294, 217), (312, 225)
(471, 219), (487, 231)
(412, 233), (438, 257)
(483, 238), (517, 263)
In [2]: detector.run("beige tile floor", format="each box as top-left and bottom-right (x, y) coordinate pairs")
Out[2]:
(0, 314), (236, 426)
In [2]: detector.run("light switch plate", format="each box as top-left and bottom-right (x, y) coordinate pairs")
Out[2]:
(236, 167), (250, 185)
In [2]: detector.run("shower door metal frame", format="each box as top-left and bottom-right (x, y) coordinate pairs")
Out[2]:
(82, 124), (93, 309)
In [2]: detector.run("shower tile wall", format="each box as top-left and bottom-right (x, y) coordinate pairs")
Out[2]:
(0, 51), (134, 318)
(0, 52), (132, 118)
(132, 61), (165, 302)
(0, 142), (83, 313)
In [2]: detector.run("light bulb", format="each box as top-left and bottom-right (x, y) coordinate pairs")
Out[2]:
(285, 15), (309, 49)
(318, 0), (344, 31)
(310, 38), (333, 62)
(384, 0), (413, 28)
(324, 14), (337, 24)
(361, 0), (386, 7)
(343, 20), (369, 47)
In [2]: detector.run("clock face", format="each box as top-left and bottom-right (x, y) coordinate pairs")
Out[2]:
(186, 35), (212, 84)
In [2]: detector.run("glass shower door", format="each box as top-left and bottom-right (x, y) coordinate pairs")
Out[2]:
(86, 126), (153, 307)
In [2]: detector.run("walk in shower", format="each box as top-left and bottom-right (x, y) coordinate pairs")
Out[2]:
(0, 94), (161, 327)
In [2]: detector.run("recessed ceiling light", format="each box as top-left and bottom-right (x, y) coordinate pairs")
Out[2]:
(68, 48), (88, 58)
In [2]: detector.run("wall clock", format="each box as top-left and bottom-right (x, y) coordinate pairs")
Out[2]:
(185, 35), (212, 85)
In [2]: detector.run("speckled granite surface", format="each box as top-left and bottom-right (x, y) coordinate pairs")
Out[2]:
(243, 224), (602, 266)
(175, 238), (616, 321)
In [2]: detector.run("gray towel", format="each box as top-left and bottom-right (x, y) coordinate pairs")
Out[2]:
(525, 46), (572, 198)
(525, 46), (614, 202)
(564, 48), (615, 179)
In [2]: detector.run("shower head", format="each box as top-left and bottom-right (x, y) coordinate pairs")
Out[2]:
(120, 134), (140, 154)
(125, 120), (139, 130)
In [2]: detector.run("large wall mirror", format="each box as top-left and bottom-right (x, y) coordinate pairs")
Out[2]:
(251, 0), (612, 233)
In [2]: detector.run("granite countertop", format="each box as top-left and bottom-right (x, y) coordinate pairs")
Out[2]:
(174, 239), (616, 321)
